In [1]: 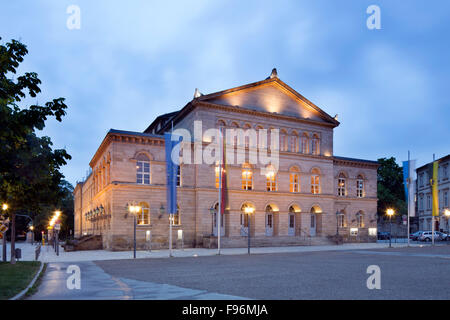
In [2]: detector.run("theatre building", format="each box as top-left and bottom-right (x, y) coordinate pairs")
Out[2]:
(73, 69), (379, 250)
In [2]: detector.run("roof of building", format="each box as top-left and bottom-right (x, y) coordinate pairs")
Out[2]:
(333, 156), (379, 165)
(109, 128), (163, 138)
(416, 154), (450, 171)
(145, 69), (340, 134)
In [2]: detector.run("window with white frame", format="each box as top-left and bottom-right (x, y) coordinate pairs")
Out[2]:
(311, 168), (320, 194)
(338, 173), (346, 196)
(338, 213), (345, 228)
(242, 166), (253, 190)
(137, 202), (150, 225)
(266, 166), (277, 191)
(171, 205), (181, 225)
(136, 154), (150, 184)
(290, 172), (300, 193)
(291, 133), (299, 153)
(356, 175), (364, 198)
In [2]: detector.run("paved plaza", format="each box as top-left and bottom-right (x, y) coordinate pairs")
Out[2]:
(12, 242), (450, 300)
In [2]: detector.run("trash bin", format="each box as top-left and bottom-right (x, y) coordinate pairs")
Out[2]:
(15, 248), (21, 260)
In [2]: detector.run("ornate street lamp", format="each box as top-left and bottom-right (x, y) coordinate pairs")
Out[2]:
(126, 203), (141, 259)
(386, 208), (395, 248)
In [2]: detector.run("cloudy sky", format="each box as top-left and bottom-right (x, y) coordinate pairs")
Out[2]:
(1, 0), (449, 185)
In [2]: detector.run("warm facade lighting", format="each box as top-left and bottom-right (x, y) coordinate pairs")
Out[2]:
(2, 203), (8, 211)
(386, 208), (395, 217)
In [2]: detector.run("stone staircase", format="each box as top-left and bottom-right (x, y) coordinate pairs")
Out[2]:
(203, 235), (335, 248)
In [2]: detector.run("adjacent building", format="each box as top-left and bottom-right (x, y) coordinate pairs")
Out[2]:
(416, 154), (450, 232)
(74, 69), (379, 250)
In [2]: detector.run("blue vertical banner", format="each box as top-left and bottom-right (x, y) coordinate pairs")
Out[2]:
(165, 133), (181, 214)
(402, 160), (409, 201)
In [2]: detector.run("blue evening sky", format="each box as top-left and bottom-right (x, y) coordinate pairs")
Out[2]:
(1, 0), (449, 185)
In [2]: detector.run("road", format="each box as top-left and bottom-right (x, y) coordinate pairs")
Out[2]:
(30, 246), (450, 300)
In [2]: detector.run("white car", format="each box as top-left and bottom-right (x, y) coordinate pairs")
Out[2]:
(419, 231), (447, 242)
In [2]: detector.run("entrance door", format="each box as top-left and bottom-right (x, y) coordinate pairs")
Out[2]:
(266, 212), (273, 236)
(288, 214), (295, 236)
(310, 214), (316, 237)
(213, 211), (224, 236)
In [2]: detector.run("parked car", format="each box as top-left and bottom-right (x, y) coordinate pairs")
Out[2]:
(410, 231), (423, 241)
(419, 231), (447, 242)
(377, 232), (391, 240)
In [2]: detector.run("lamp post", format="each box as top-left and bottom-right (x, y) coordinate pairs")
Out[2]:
(2, 203), (8, 262)
(244, 206), (254, 255)
(386, 208), (395, 248)
(127, 204), (141, 259)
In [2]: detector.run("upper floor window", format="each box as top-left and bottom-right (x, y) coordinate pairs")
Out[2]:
(136, 154), (150, 184)
(311, 134), (320, 155)
(138, 202), (150, 225)
(280, 130), (288, 152)
(419, 173), (424, 187)
(443, 165), (448, 179)
(242, 165), (253, 190)
(338, 173), (346, 196)
(311, 168), (320, 194)
(266, 166), (277, 191)
(427, 194), (431, 209)
(301, 133), (309, 154)
(290, 167), (300, 193)
(356, 175), (364, 198)
(291, 133), (299, 153)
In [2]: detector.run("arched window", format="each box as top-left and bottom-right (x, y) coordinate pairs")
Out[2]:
(356, 211), (364, 228)
(289, 167), (300, 193)
(136, 154), (150, 185)
(241, 164), (253, 190)
(356, 175), (364, 198)
(311, 134), (320, 155)
(266, 166), (277, 191)
(137, 202), (150, 225)
(301, 133), (309, 154)
(291, 132), (299, 153)
(311, 168), (320, 194)
(338, 173), (346, 196)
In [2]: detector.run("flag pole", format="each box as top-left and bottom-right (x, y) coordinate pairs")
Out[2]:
(217, 130), (222, 255)
(407, 150), (410, 247)
(431, 154), (435, 246)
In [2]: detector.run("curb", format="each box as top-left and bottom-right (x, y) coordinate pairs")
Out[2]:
(10, 261), (44, 300)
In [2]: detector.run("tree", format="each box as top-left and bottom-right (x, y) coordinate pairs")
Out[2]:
(377, 157), (406, 222)
(0, 37), (71, 264)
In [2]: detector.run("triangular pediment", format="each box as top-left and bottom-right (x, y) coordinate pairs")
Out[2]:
(197, 78), (338, 126)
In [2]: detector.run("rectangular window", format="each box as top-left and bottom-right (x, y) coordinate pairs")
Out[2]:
(338, 178), (346, 196)
(311, 175), (320, 194)
(138, 206), (150, 225)
(215, 165), (220, 188)
(427, 195), (431, 209)
(357, 179), (364, 198)
(289, 215), (295, 228)
(137, 161), (150, 184)
(338, 214), (345, 228)
(266, 173), (277, 191)
(242, 169), (253, 190)
(444, 191), (448, 207)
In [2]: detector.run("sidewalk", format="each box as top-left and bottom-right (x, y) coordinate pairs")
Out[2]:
(1, 241), (423, 263)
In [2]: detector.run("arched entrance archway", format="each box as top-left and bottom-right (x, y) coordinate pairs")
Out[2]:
(310, 205), (322, 237)
(288, 204), (301, 236)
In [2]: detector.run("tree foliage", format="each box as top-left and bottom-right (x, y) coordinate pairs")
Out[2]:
(0, 37), (72, 232)
(377, 157), (406, 221)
